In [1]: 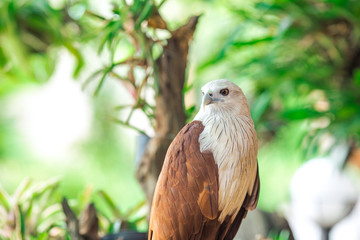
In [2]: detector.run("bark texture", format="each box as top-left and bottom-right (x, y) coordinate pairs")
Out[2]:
(136, 16), (200, 206)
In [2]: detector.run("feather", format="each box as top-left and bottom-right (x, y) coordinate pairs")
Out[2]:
(198, 183), (218, 219)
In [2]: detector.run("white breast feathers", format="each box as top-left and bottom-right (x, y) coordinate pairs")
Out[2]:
(197, 113), (258, 222)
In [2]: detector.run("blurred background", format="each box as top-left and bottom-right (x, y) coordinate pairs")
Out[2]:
(0, 0), (360, 239)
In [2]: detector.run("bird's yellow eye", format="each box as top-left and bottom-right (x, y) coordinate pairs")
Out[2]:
(219, 88), (229, 96)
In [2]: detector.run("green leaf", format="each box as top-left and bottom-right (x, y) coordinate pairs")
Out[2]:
(32, 232), (49, 240)
(94, 65), (114, 96)
(135, 0), (153, 28)
(97, 190), (124, 220)
(98, 20), (124, 54)
(183, 81), (194, 93)
(18, 205), (26, 239)
(0, 185), (11, 211)
(82, 68), (104, 91)
(185, 105), (196, 121)
(37, 204), (63, 233)
(21, 177), (59, 213)
(354, 68), (360, 86)
(30, 178), (60, 199)
(13, 178), (32, 203)
(124, 200), (146, 219)
(232, 36), (275, 48)
(251, 91), (271, 124)
(63, 42), (84, 78)
(281, 107), (322, 120)
(77, 185), (93, 213)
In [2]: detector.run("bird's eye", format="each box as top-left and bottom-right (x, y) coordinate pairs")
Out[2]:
(201, 91), (204, 96)
(219, 88), (229, 96)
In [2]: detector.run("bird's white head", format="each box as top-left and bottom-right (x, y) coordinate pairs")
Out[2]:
(194, 79), (250, 120)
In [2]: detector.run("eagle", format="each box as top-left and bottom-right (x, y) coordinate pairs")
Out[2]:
(148, 79), (259, 240)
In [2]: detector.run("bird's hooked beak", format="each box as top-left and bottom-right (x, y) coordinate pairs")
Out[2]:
(202, 92), (213, 110)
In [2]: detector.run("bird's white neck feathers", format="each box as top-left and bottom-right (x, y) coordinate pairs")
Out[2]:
(194, 103), (258, 222)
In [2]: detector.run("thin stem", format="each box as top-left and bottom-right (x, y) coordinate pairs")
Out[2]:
(125, 107), (136, 124)
(85, 10), (107, 21)
(108, 117), (148, 137)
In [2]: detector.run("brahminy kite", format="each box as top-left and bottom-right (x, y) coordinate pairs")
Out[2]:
(149, 79), (259, 240)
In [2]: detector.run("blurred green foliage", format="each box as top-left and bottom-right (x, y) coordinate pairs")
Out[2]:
(0, 0), (360, 236)
(0, 179), (147, 238)
(0, 178), (64, 239)
(95, 190), (147, 233)
(268, 229), (291, 240)
(0, 0), (85, 95)
(82, 0), (171, 131)
(0, 0), (145, 235)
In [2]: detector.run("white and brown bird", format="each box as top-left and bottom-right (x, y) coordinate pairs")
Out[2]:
(148, 79), (259, 240)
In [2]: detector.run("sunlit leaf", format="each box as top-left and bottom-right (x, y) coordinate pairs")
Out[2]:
(124, 200), (146, 219)
(135, 0), (153, 28)
(18, 205), (25, 239)
(94, 65), (114, 96)
(13, 178), (32, 203)
(281, 108), (323, 120)
(97, 190), (124, 220)
(251, 91), (271, 124)
(0, 186), (11, 211)
(63, 42), (84, 78)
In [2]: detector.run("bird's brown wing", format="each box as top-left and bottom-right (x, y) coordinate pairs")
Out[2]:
(149, 121), (219, 240)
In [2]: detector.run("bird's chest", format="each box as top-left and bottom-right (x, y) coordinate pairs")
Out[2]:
(198, 116), (257, 221)
(198, 116), (252, 171)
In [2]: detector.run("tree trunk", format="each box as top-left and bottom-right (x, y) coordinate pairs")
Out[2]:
(136, 16), (200, 207)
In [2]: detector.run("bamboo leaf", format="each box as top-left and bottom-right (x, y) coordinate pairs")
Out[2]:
(97, 190), (124, 220)
(17, 205), (26, 239)
(37, 204), (64, 233)
(232, 36), (275, 47)
(28, 178), (60, 200)
(63, 42), (84, 78)
(77, 185), (93, 213)
(94, 65), (114, 96)
(13, 178), (32, 203)
(124, 200), (146, 219)
(251, 91), (271, 124)
(281, 108), (323, 120)
(135, 0), (154, 28)
(82, 68), (104, 91)
(0, 185), (11, 211)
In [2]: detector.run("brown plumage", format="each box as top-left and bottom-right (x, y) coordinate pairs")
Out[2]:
(149, 79), (259, 240)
